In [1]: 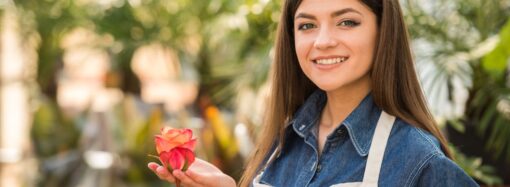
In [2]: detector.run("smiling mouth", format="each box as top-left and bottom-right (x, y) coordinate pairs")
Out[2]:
(313, 57), (349, 65)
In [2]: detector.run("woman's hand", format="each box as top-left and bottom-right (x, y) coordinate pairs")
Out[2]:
(148, 158), (237, 187)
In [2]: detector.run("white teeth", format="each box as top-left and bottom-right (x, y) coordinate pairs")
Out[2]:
(315, 57), (348, 65)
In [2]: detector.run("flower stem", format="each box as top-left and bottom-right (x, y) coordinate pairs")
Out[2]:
(176, 179), (181, 187)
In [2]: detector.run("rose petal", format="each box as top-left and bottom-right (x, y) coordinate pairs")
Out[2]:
(159, 148), (196, 172)
(167, 129), (192, 144)
(163, 128), (183, 139)
(168, 149), (185, 170)
(159, 151), (172, 170)
(180, 138), (197, 151)
(179, 148), (195, 169)
(155, 136), (168, 154)
(182, 129), (193, 139)
(161, 127), (171, 134)
(172, 147), (195, 171)
(155, 136), (180, 154)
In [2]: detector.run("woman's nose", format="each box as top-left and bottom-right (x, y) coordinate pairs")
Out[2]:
(313, 27), (338, 50)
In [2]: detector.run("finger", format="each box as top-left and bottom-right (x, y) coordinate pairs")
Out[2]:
(156, 166), (176, 182)
(148, 163), (173, 182)
(185, 169), (208, 185)
(148, 162), (159, 171)
(174, 170), (201, 187)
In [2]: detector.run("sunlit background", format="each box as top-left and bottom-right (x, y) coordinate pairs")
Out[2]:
(0, 0), (509, 186)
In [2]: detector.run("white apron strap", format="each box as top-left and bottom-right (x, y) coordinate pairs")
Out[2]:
(360, 111), (395, 187)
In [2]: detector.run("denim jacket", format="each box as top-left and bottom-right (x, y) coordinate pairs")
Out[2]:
(254, 90), (478, 187)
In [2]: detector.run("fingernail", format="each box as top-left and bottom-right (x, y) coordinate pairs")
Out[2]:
(156, 166), (164, 173)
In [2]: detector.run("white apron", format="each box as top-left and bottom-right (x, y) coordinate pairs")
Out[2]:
(253, 111), (396, 187)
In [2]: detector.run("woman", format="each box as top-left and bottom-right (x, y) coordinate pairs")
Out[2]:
(148, 0), (479, 186)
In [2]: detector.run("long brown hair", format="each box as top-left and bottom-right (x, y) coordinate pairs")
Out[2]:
(239, 0), (452, 186)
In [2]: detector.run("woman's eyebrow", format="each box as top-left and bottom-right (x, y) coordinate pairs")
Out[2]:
(332, 8), (363, 17)
(295, 8), (363, 20)
(295, 12), (316, 20)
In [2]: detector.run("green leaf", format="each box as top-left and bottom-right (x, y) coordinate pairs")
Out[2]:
(478, 100), (497, 135)
(482, 19), (510, 79)
(448, 119), (466, 133)
(182, 159), (190, 172)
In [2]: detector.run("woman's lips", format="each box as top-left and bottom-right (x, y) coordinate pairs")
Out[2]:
(311, 56), (349, 70)
(313, 57), (349, 65)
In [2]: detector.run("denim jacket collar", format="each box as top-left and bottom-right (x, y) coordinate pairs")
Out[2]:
(288, 89), (381, 157)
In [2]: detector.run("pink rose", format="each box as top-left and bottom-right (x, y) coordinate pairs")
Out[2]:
(155, 127), (196, 172)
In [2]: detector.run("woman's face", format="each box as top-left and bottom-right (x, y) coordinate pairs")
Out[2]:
(294, 0), (378, 92)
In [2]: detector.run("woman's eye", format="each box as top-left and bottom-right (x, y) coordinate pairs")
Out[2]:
(338, 20), (360, 27)
(298, 23), (316, 30)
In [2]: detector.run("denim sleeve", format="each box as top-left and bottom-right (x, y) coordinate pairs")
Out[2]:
(415, 153), (479, 187)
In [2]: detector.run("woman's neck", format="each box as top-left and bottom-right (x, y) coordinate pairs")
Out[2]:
(321, 78), (371, 128)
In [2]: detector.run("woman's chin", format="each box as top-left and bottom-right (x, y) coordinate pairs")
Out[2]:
(314, 83), (341, 92)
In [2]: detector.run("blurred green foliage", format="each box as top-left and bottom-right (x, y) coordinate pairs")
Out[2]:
(13, 0), (280, 186)
(15, 0), (279, 106)
(451, 146), (503, 185)
(404, 0), (510, 184)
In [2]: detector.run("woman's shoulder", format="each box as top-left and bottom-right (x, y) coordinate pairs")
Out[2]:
(384, 117), (444, 173)
(386, 118), (478, 186)
(413, 152), (479, 186)
(389, 117), (443, 156)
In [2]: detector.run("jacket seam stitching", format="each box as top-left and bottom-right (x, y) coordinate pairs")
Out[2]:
(343, 123), (368, 156)
(414, 128), (442, 153)
(405, 152), (439, 187)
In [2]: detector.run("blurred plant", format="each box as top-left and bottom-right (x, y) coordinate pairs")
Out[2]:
(451, 146), (503, 185)
(198, 98), (244, 179)
(14, 0), (279, 185)
(31, 94), (169, 186)
(31, 96), (82, 186)
(473, 19), (510, 162)
(403, 0), (510, 183)
(404, 0), (509, 123)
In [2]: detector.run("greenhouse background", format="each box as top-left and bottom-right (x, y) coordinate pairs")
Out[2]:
(0, 0), (509, 186)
